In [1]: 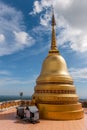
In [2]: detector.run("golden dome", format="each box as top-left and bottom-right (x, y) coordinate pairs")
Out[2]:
(40, 54), (69, 75)
(37, 54), (73, 85)
(38, 54), (71, 76)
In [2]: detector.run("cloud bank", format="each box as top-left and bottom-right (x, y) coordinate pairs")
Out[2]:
(0, 2), (35, 56)
(69, 68), (87, 80)
(31, 0), (87, 53)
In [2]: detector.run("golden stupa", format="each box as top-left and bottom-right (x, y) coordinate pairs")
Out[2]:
(32, 11), (84, 120)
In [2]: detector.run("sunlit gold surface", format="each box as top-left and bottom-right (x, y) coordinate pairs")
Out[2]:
(38, 103), (84, 120)
(32, 11), (84, 120)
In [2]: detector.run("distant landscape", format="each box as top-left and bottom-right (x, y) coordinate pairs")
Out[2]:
(0, 95), (31, 102)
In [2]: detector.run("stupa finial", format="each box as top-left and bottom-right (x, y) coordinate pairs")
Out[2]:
(51, 6), (56, 26)
(49, 6), (59, 54)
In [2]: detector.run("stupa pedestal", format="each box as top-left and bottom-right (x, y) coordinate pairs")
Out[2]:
(38, 104), (83, 120)
(32, 11), (84, 120)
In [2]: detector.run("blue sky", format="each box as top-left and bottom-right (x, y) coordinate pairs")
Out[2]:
(0, 0), (87, 98)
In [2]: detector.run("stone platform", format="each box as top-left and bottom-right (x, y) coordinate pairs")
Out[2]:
(0, 108), (87, 130)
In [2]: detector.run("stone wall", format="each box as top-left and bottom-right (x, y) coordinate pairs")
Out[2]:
(0, 100), (34, 111)
(0, 100), (21, 111)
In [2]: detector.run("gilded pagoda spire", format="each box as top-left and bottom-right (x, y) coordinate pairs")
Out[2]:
(32, 7), (84, 120)
(49, 8), (59, 54)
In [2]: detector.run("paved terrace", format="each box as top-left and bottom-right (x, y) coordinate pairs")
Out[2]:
(0, 108), (87, 130)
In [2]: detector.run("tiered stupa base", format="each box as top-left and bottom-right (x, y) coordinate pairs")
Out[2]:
(38, 103), (84, 120)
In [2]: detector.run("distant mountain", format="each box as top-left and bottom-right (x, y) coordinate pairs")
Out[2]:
(0, 95), (31, 102)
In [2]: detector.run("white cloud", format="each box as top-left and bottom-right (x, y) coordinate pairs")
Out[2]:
(13, 31), (34, 47)
(69, 68), (87, 80)
(30, 0), (73, 15)
(0, 70), (11, 76)
(33, 1), (42, 14)
(0, 77), (35, 95)
(40, 12), (51, 26)
(31, 0), (87, 53)
(30, 0), (52, 15)
(0, 70), (37, 95)
(54, 0), (73, 9)
(0, 2), (35, 56)
(0, 34), (5, 42)
(14, 31), (29, 44)
(2, 78), (34, 85)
